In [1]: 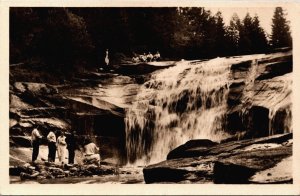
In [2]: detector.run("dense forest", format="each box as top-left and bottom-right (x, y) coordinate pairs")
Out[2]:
(10, 7), (292, 74)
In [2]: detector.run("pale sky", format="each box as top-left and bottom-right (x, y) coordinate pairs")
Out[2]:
(208, 7), (293, 37)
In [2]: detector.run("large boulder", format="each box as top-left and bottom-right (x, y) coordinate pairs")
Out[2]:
(143, 157), (215, 184)
(167, 139), (218, 160)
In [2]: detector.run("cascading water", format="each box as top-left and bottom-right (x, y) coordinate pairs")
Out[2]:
(125, 57), (233, 164)
(124, 53), (292, 165)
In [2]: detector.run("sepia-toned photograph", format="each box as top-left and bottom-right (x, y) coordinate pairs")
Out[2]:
(1, 1), (299, 194)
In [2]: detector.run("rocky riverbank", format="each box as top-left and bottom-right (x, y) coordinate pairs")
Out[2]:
(9, 144), (144, 184)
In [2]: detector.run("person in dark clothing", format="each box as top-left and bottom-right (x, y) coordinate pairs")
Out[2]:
(47, 130), (57, 162)
(31, 126), (42, 163)
(66, 131), (77, 164)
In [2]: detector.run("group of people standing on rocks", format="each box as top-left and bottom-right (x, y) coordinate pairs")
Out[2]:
(31, 126), (100, 166)
(132, 51), (161, 63)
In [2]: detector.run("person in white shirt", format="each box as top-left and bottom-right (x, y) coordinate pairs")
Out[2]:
(83, 138), (100, 166)
(47, 130), (57, 162)
(31, 126), (43, 163)
(56, 131), (67, 165)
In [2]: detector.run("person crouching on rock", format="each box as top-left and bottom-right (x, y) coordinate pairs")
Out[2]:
(66, 131), (77, 164)
(47, 130), (57, 163)
(31, 125), (43, 163)
(56, 131), (67, 165)
(83, 138), (100, 166)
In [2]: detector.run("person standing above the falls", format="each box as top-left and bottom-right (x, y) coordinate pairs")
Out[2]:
(105, 49), (109, 66)
(47, 130), (56, 163)
(66, 131), (77, 164)
(31, 126), (43, 163)
(83, 138), (101, 166)
(56, 131), (67, 165)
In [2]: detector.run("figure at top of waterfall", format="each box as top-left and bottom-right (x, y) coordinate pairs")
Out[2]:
(105, 49), (109, 66)
(147, 52), (153, 62)
(153, 51), (160, 61)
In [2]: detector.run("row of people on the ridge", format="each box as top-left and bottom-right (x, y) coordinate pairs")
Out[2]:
(101, 49), (160, 66)
(132, 51), (161, 63)
(31, 126), (100, 166)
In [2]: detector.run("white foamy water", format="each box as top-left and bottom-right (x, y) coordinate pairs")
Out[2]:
(125, 55), (266, 165)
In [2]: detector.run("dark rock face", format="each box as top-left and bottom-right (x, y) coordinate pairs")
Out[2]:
(256, 55), (292, 80)
(227, 82), (245, 106)
(143, 133), (292, 184)
(231, 60), (253, 71)
(226, 111), (245, 134)
(213, 161), (256, 184)
(143, 167), (189, 183)
(249, 106), (270, 138)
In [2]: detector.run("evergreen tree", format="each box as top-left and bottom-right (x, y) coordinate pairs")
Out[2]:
(238, 13), (268, 54)
(251, 15), (268, 53)
(239, 13), (252, 54)
(213, 11), (226, 56)
(271, 7), (292, 48)
(225, 13), (241, 55)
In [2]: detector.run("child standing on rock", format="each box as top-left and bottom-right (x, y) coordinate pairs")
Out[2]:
(56, 131), (67, 165)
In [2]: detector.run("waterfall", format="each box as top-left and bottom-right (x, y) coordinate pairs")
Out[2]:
(125, 57), (233, 164)
(124, 53), (292, 165)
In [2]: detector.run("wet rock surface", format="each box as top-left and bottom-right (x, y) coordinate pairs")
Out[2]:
(226, 51), (292, 138)
(143, 133), (292, 184)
